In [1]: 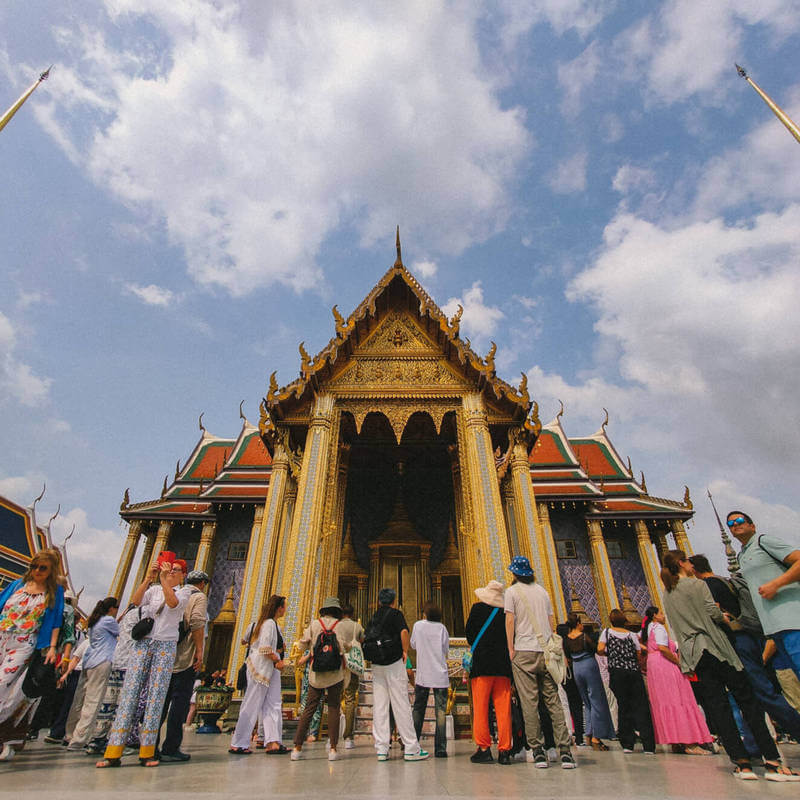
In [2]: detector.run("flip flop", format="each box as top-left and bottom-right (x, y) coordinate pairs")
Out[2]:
(96, 758), (121, 768)
(265, 745), (289, 754)
(228, 747), (252, 754)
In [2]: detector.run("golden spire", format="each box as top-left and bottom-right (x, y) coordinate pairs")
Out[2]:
(394, 226), (403, 268)
(0, 67), (51, 134)
(736, 64), (800, 144)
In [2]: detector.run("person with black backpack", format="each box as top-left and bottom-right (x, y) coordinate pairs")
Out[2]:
(291, 597), (349, 762)
(363, 587), (428, 761)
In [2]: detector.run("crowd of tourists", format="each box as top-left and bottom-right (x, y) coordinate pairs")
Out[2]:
(1, 509), (799, 782)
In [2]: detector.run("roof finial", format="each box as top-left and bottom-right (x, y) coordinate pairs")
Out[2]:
(556, 399), (564, 420)
(601, 407), (609, 432)
(175, 459), (182, 481)
(394, 226), (403, 268)
(736, 63), (800, 144)
(31, 483), (46, 510)
(0, 66), (53, 135)
(198, 412), (206, 433)
(239, 400), (248, 423)
(120, 488), (130, 511)
(640, 471), (648, 494)
(48, 504), (60, 528)
(62, 523), (76, 548)
(161, 475), (168, 498)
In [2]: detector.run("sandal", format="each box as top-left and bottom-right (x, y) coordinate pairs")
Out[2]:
(733, 762), (758, 781)
(96, 758), (121, 768)
(228, 747), (252, 755)
(684, 745), (712, 756)
(139, 757), (160, 767)
(764, 761), (800, 782)
(265, 745), (289, 754)
(591, 739), (609, 751)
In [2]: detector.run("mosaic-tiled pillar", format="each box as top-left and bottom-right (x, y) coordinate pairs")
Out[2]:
(108, 519), (142, 600)
(227, 503), (266, 687)
(634, 520), (665, 609)
(507, 428), (565, 620)
(356, 575), (369, 625)
(149, 519), (172, 566)
(536, 501), (568, 621)
(671, 520), (693, 555)
(586, 519), (619, 626)
(459, 393), (511, 584)
(194, 520), (217, 575)
(278, 393), (336, 646)
(131, 529), (155, 589)
(449, 443), (479, 626)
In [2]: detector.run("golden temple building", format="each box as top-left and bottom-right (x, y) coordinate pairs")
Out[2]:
(111, 235), (694, 679)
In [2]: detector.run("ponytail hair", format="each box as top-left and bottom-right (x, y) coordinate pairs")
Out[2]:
(641, 605), (658, 644)
(660, 549), (685, 593)
(88, 596), (118, 629)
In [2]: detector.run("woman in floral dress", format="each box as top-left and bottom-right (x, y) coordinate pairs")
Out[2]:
(0, 549), (65, 759)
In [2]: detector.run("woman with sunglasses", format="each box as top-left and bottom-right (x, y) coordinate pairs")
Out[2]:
(661, 549), (798, 781)
(97, 557), (187, 768)
(0, 549), (64, 760)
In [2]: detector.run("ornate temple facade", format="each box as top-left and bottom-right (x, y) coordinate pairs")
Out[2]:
(111, 239), (694, 679)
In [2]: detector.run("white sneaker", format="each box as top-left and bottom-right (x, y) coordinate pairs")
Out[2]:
(328, 749), (338, 761)
(525, 748), (535, 763)
(547, 747), (558, 762)
(404, 750), (430, 761)
(623, 748), (634, 754)
(290, 748), (303, 761)
(377, 752), (389, 761)
(344, 738), (355, 750)
(325, 740), (331, 752)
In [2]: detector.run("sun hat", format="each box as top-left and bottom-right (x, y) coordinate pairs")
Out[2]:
(320, 596), (342, 611)
(474, 580), (505, 608)
(508, 555), (535, 578)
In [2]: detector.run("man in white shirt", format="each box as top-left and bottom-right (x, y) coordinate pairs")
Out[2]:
(504, 556), (574, 769)
(410, 603), (450, 758)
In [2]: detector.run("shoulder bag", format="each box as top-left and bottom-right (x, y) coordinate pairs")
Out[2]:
(130, 601), (165, 642)
(462, 607), (499, 673)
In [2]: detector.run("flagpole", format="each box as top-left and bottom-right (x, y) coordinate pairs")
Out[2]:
(0, 66), (51, 134)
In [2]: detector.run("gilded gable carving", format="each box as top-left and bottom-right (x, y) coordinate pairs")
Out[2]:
(330, 357), (470, 389)
(355, 311), (437, 355)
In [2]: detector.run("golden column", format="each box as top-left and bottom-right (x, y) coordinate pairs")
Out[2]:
(536, 501), (568, 621)
(671, 520), (693, 555)
(459, 394), (511, 584)
(131, 529), (156, 588)
(108, 520), (142, 600)
(356, 575), (369, 624)
(226, 504), (266, 686)
(634, 520), (665, 610)
(149, 520), (172, 566)
(194, 520), (217, 575)
(507, 427), (565, 620)
(586, 519), (619, 625)
(277, 393), (336, 646)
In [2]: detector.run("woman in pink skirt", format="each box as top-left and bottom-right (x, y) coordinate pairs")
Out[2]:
(641, 606), (712, 754)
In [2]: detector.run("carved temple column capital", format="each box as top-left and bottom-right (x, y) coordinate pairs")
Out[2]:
(194, 519), (218, 575)
(671, 520), (693, 555)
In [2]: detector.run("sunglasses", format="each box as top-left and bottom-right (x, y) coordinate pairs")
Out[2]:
(32, 564), (50, 572)
(726, 516), (747, 528)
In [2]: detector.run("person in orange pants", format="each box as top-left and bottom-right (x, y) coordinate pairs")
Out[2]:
(465, 580), (513, 764)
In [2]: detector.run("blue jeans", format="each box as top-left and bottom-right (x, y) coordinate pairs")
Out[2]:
(733, 631), (800, 741)
(774, 630), (800, 681)
(412, 686), (448, 755)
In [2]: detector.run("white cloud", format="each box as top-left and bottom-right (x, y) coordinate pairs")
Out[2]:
(495, 0), (611, 45)
(0, 473), (47, 505)
(442, 281), (504, 344)
(410, 259), (438, 279)
(49, 508), (126, 610)
(30, 3), (531, 296)
(124, 282), (175, 307)
(612, 164), (656, 195)
(0, 312), (52, 407)
(558, 41), (602, 117)
(548, 151), (587, 195)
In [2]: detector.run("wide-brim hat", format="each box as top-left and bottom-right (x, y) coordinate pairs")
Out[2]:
(508, 556), (534, 577)
(320, 596), (342, 611)
(475, 580), (505, 608)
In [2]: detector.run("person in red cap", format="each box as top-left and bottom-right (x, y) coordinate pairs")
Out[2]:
(97, 554), (188, 768)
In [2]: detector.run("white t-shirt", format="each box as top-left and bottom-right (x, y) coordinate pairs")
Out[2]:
(140, 584), (188, 642)
(647, 621), (669, 647)
(410, 619), (450, 689)
(72, 637), (89, 671)
(503, 582), (553, 652)
(598, 628), (641, 649)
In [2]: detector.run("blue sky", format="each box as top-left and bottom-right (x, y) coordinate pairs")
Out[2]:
(2, 1), (799, 607)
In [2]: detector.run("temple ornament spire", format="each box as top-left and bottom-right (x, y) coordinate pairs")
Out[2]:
(394, 226), (403, 268)
(0, 66), (51, 134)
(736, 64), (800, 144)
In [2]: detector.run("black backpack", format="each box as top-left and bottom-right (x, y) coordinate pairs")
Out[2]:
(312, 618), (342, 672)
(363, 607), (403, 666)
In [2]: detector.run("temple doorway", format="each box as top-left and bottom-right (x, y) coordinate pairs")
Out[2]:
(340, 410), (461, 631)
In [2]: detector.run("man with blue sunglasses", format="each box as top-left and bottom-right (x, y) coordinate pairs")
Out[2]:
(728, 511), (800, 682)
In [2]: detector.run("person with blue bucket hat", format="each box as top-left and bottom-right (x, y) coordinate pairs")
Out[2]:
(504, 556), (576, 769)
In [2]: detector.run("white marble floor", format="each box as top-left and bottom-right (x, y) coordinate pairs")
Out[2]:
(2, 733), (799, 799)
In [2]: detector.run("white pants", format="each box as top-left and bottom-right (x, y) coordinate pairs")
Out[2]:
(371, 659), (420, 756)
(231, 672), (283, 750)
(69, 661), (113, 746)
